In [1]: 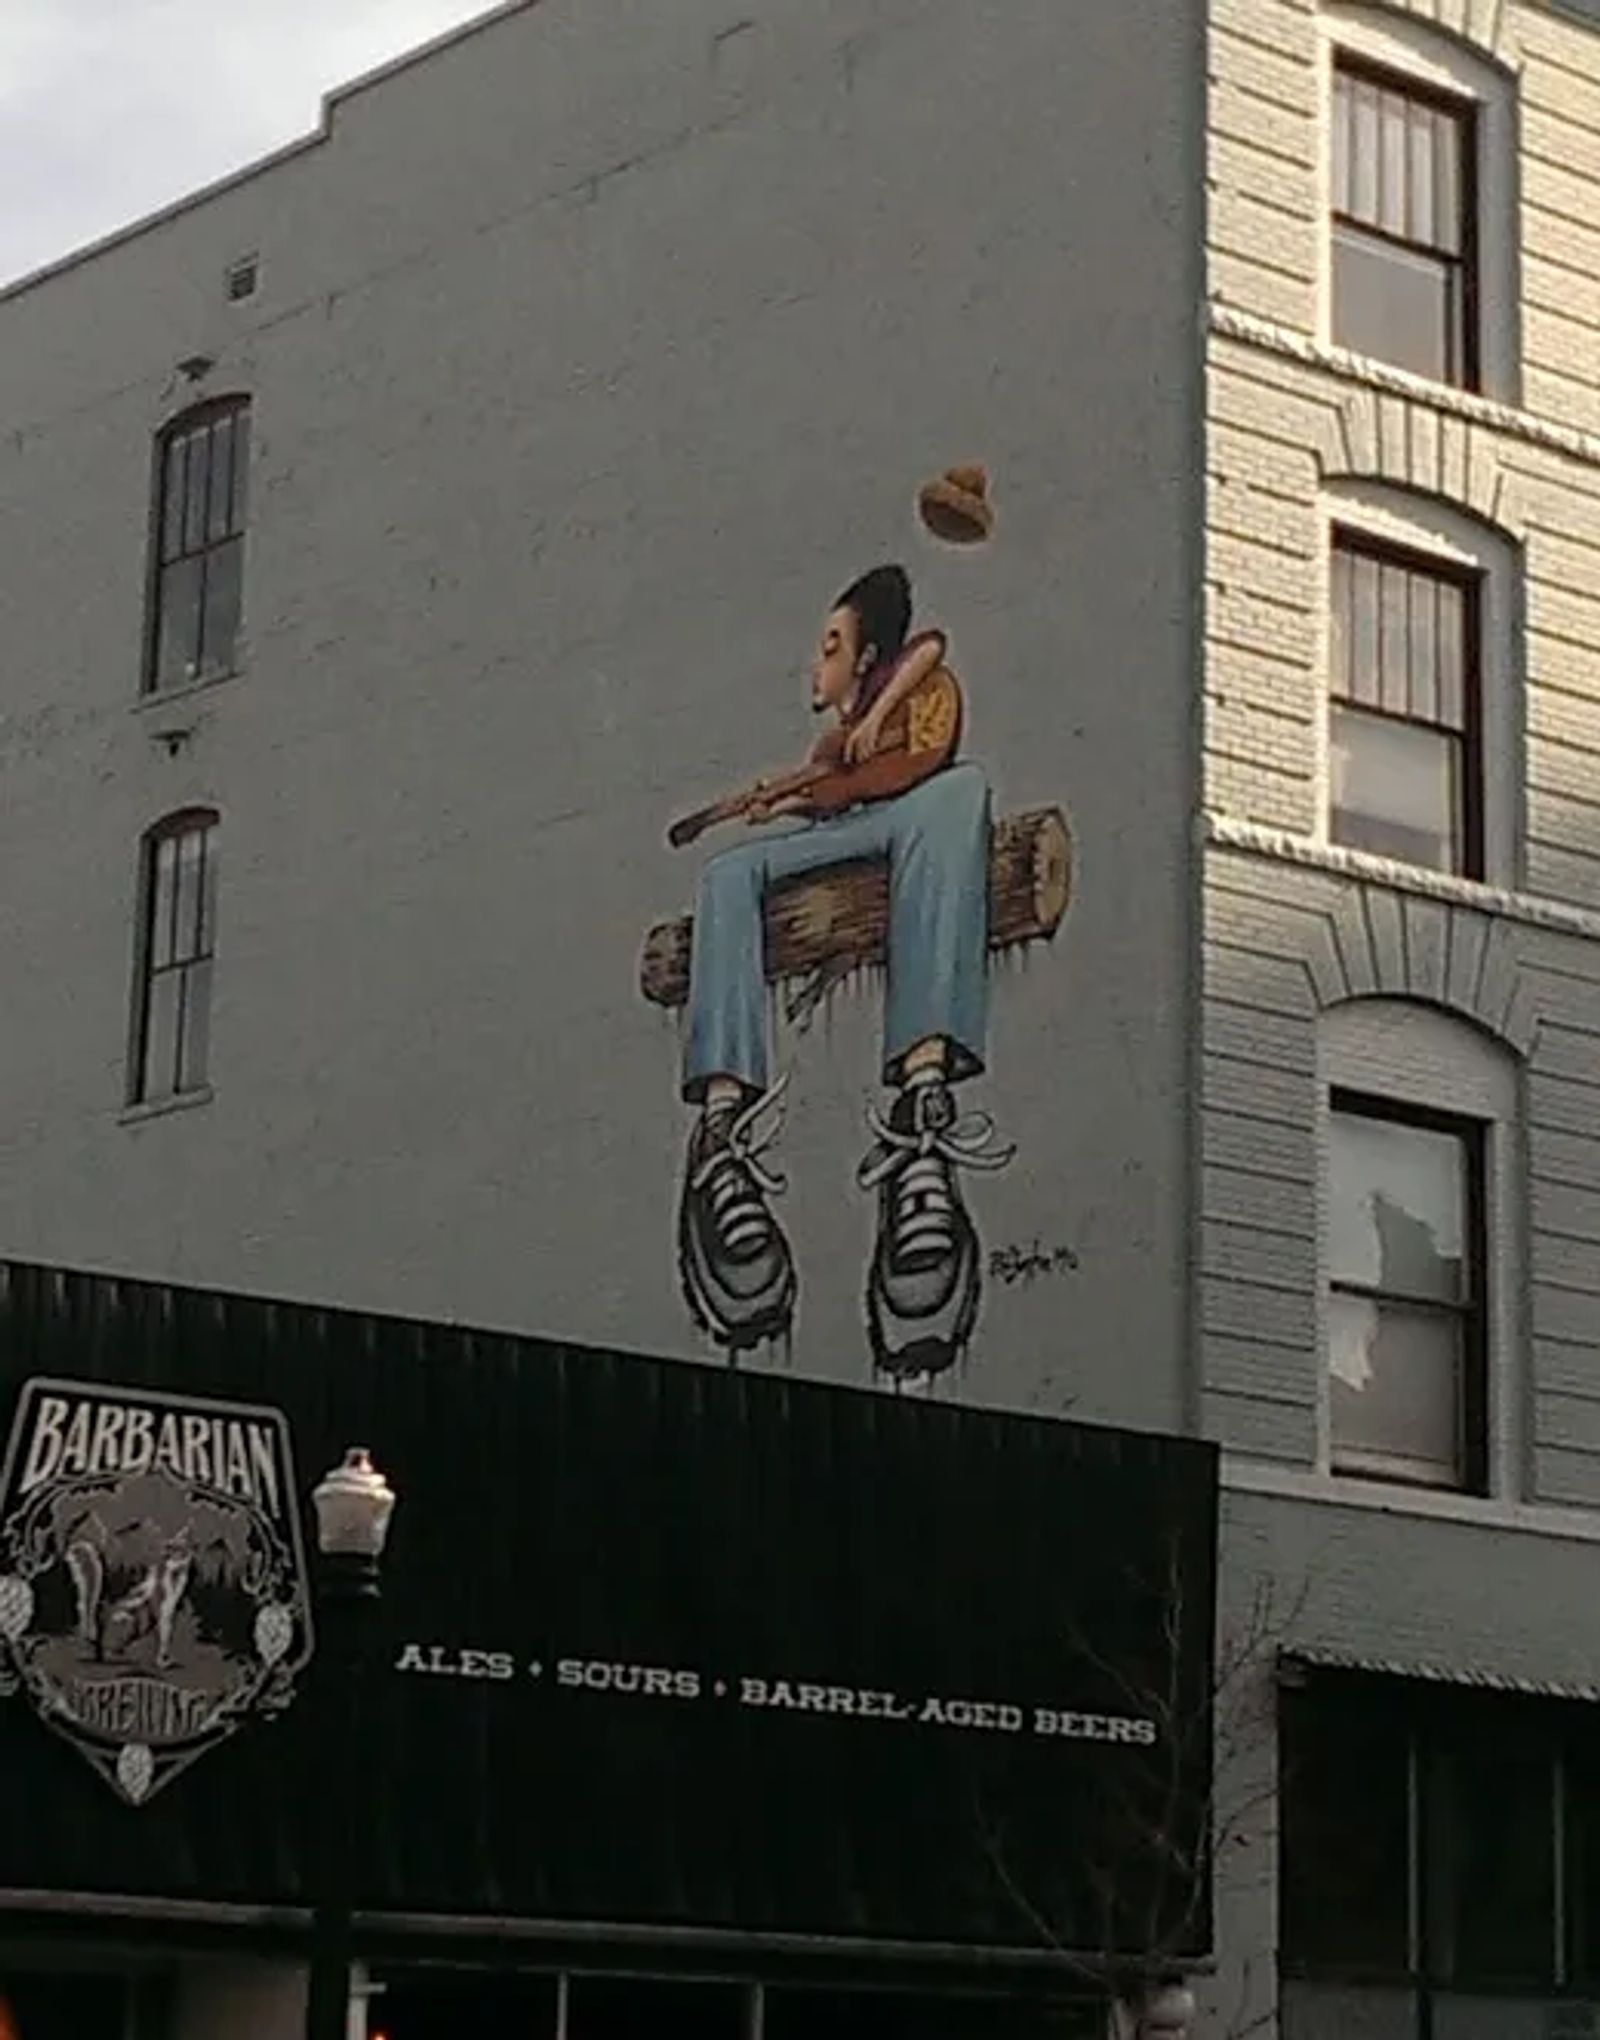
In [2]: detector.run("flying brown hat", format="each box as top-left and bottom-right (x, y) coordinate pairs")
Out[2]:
(917, 464), (995, 545)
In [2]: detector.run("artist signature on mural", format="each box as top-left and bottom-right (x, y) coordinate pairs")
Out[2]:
(987, 1241), (1079, 1288)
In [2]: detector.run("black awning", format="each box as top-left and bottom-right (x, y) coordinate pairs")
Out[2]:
(1281, 1645), (1600, 1705)
(0, 1258), (1218, 1970)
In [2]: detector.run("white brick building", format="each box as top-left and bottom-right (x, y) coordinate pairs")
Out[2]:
(1204, 2), (1600, 2036)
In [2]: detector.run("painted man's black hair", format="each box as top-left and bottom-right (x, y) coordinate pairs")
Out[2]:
(834, 564), (912, 669)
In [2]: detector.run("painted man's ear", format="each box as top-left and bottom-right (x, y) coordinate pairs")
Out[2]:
(856, 643), (878, 676)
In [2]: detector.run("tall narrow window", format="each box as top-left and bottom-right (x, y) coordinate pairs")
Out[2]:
(1281, 1676), (1412, 1977)
(1328, 1093), (1485, 1490)
(1328, 532), (1481, 876)
(1332, 59), (1477, 387)
(146, 397), (250, 693)
(132, 810), (219, 1107)
(1424, 1729), (1558, 1988)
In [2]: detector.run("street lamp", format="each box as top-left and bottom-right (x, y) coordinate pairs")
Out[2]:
(306, 1448), (397, 2040)
(1109, 1976), (1196, 2040)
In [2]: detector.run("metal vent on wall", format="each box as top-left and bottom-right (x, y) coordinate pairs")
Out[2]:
(224, 255), (258, 302)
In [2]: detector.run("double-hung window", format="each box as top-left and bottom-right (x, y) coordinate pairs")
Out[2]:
(1332, 58), (1477, 387)
(131, 810), (219, 1107)
(1328, 532), (1481, 877)
(1328, 1092), (1486, 1491)
(146, 397), (250, 693)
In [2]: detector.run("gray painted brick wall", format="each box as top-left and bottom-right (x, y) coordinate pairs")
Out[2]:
(0, 0), (1205, 1431)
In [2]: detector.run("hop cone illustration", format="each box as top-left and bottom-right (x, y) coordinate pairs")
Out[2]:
(0, 1575), (33, 1643)
(255, 1601), (294, 1667)
(116, 1742), (154, 1805)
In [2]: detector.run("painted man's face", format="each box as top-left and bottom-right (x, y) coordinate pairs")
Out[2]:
(812, 605), (864, 713)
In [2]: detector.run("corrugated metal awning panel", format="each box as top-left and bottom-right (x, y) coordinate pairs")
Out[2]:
(1282, 1645), (1600, 1706)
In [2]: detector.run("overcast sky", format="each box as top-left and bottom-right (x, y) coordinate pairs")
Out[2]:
(0, 0), (495, 289)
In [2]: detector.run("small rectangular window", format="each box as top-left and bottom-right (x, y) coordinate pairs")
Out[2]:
(1328, 1094), (1485, 1490)
(366, 1968), (560, 2038)
(1332, 60), (1477, 387)
(132, 812), (219, 1107)
(146, 398), (250, 694)
(1328, 533), (1481, 878)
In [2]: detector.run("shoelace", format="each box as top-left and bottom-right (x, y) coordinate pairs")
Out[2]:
(887, 1152), (961, 1262)
(691, 1075), (790, 1255)
(857, 1093), (1016, 1258)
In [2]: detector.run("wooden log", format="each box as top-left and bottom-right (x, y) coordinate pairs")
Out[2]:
(638, 804), (1071, 1010)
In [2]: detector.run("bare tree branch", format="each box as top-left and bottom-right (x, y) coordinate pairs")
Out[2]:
(969, 1537), (1311, 2038)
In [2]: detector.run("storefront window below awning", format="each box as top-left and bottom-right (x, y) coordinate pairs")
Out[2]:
(764, 1984), (1097, 2037)
(370, 1971), (750, 2040)
(567, 1976), (748, 2039)
(371, 1970), (1100, 2040)
(368, 1969), (559, 2039)
(0, 1978), (129, 2040)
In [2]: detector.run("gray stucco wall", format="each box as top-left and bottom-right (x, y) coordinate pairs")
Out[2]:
(0, 0), (1205, 1429)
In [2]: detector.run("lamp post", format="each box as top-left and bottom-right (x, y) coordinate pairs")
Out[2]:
(306, 1448), (397, 2040)
(1109, 1976), (1196, 2040)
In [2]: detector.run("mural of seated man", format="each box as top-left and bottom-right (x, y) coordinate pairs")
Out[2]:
(673, 555), (1016, 1383)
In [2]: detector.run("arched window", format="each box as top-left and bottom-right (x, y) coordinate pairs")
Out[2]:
(130, 809), (220, 1107)
(1321, 5), (1519, 401)
(1320, 480), (1521, 888)
(1321, 998), (1518, 1496)
(145, 396), (251, 695)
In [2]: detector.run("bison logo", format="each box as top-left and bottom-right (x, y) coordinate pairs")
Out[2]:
(0, 1378), (312, 1804)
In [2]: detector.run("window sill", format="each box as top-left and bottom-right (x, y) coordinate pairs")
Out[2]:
(1282, 1967), (1600, 1999)
(133, 667), (242, 715)
(1223, 1454), (1600, 1546)
(118, 1085), (214, 1128)
(1203, 815), (1600, 944)
(1208, 303), (1600, 473)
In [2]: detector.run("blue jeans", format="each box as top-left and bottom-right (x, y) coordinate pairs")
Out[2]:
(683, 762), (991, 1100)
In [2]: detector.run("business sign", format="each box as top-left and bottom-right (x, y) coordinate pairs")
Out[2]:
(0, 1377), (311, 1804)
(0, 1261), (1216, 1968)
